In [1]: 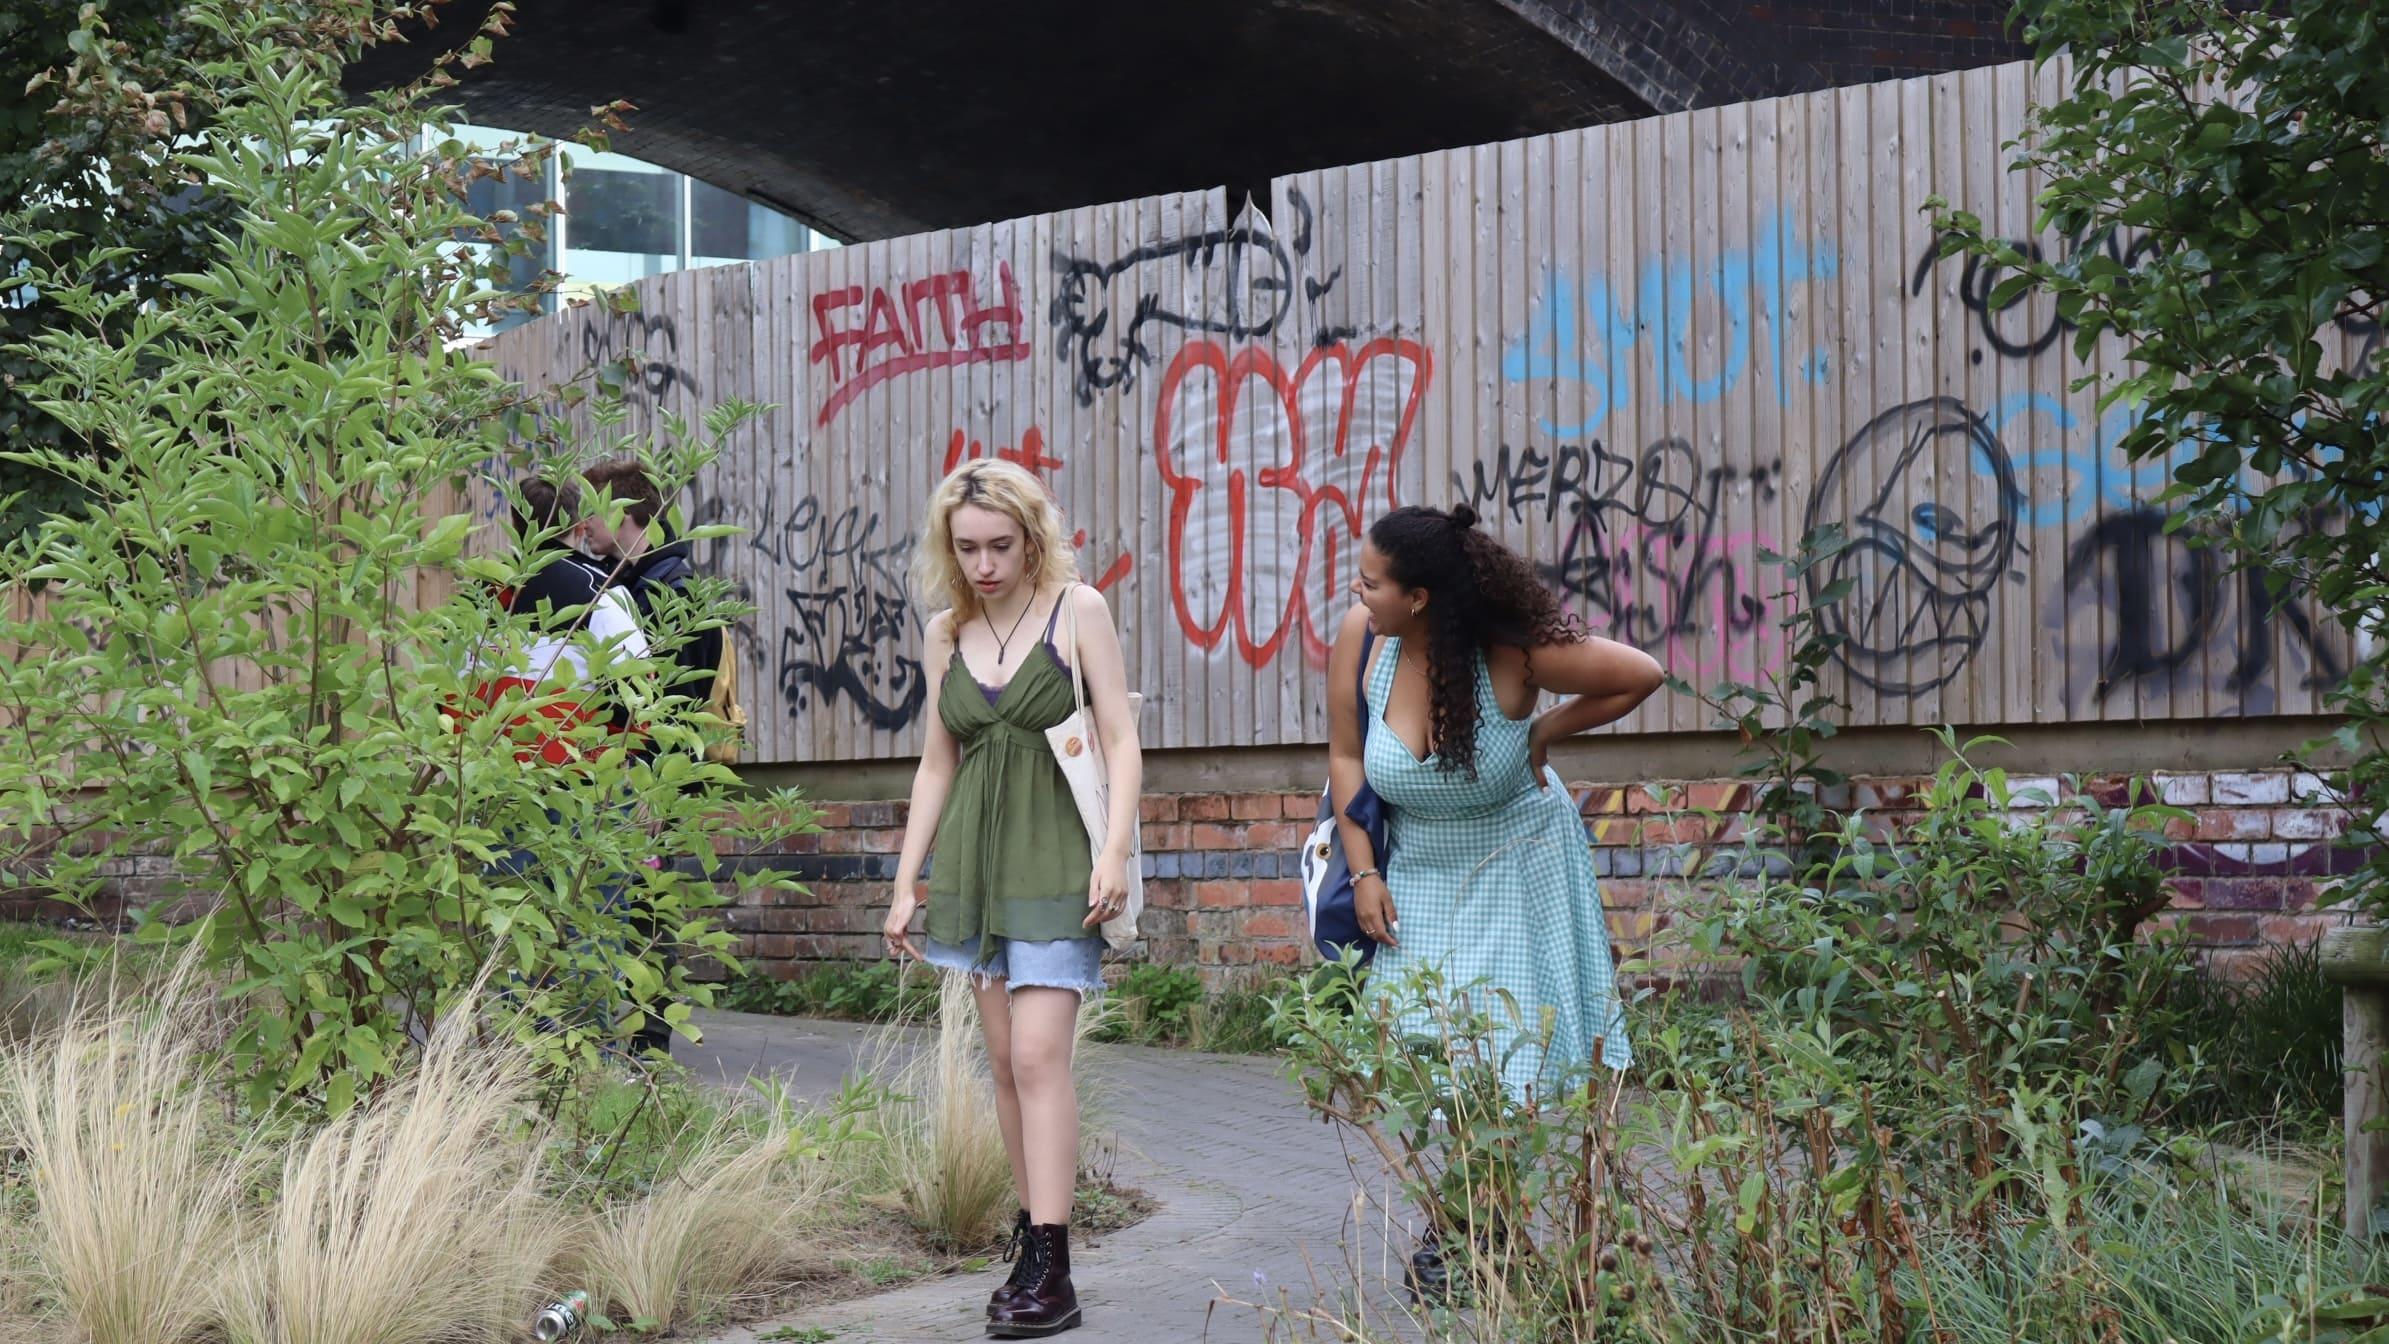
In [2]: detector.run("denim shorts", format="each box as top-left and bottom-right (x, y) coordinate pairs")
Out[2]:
(923, 935), (1106, 998)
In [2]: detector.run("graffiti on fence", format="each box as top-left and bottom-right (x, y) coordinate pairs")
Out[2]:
(1909, 226), (2157, 364)
(578, 311), (698, 405)
(1050, 188), (1353, 407)
(694, 484), (926, 731)
(2053, 507), (2342, 712)
(1153, 336), (1432, 668)
(1913, 227), (2380, 373)
(1454, 440), (1785, 684)
(1501, 208), (1837, 436)
(810, 262), (1033, 428)
(1804, 397), (2021, 697)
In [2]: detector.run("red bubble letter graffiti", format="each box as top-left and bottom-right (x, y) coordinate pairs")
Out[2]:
(1153, 337), (1432, 667)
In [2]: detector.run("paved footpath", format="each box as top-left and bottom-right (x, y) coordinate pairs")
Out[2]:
(685, 1010), (1424, 1344)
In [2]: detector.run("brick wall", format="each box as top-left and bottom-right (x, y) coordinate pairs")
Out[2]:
(717, 766), (2365, 988)
(1741, 1), (2028, 91)
(0, 828), (202, 929)
(7, 767), (2359, 984)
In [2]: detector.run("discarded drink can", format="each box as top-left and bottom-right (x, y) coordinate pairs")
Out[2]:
(532, 1289), (590, 1341)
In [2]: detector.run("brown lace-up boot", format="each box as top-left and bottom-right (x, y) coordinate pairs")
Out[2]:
(986, 1209), (1033, 1318)
(985, 1222), (1080, 1337)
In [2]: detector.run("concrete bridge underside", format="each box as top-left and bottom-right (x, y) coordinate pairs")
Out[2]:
(346, 0), (2024, 242)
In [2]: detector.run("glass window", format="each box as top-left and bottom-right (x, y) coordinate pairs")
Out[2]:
(569, 167), (678, 255)
(561, 147), (680, 291)
(691, 179), (811, 267)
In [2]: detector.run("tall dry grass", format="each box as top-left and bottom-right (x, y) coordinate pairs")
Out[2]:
(215, 1013), (559, 1344)
(869, 973), (1016, 1252)
(564, 1108), (840, 1332)
(0, 946), (931, 1344)
(0, 965), (249, 1344)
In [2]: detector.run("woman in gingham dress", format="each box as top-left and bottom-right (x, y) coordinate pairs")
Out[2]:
(1326, 503), (1664, 1096)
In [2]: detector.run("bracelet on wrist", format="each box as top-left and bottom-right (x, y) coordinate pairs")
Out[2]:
(1352, 867), (1381, 883)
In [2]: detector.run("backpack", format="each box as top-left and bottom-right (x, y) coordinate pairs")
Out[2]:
(631, 547), (745, 764)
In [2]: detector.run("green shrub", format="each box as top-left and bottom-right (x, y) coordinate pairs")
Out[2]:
(0, 0), (807, 1112)
(1264, 726), (2347, 1341)
(719, 959), (1291, 1051)
(1271, 956), (2379, 1344)
(716, 962), (936, 1024)
(1090, 964), (1205, 1044)
(1685, 733), (2205, 1176)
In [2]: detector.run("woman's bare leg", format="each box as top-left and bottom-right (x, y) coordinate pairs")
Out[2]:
(1005, 985), (1081, 1223)
(973, 976), (1031, 1212)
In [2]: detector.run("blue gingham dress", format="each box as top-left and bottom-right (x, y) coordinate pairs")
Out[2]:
(1363, 638), (1631, 1098)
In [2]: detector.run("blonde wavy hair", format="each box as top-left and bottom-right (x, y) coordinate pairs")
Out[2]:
(914, 458), (1080, 622)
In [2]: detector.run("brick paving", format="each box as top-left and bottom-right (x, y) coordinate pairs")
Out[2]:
(686, 1009), (1422, 1344)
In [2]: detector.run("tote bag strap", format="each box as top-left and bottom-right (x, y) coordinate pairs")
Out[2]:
(1061, 585), (1101, 774)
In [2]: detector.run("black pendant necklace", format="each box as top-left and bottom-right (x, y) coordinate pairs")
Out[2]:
(988, 593), (1037, 670)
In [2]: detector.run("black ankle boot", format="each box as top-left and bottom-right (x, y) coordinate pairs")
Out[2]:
(986, 1209), (1033, 1318)
(986, 1222), (1080, 1337)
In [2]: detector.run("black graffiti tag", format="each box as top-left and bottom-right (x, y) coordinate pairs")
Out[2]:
(1805, 397), (2020, 697)
(1454, 439), (1781, 662)
(780, 577), (925, 733)
(1913, 228), (2379, 369)
(1909, 227), (2158, 362)
(2059, 508), (2342, 712)
(693, 485), (926, 732)
(1049, 187), (1351, 406)
(580, 311), (698, 404)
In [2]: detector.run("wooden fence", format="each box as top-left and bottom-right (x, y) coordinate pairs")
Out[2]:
(476, 58), (2365, 765)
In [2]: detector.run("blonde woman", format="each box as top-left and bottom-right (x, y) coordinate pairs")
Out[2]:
(885, 458), (1141, 1338)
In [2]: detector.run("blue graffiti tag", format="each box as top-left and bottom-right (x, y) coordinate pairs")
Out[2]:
(1980, 393), (2200, 528)
(1500, 209), (1838, 436)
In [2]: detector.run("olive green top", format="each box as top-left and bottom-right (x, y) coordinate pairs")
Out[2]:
(925, 641), (1097, 951)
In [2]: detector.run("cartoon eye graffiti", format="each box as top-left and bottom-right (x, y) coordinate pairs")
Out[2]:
(1804, 397), (2020, 697)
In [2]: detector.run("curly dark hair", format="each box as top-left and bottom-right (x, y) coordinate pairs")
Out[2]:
(1368, 503), (1580, 779)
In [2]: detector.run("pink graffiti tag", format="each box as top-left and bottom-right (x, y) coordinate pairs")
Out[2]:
(1153, 337), (1433, 668)
(1550, 513), (1782, 685)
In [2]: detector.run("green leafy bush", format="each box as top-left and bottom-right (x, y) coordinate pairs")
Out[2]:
(716, 962), (938, 1025)
(1271, 954), (2377, 1343)
(1089, 963), (1205, 1044)
(1686, 733), (2204, 1178)
(717, 959), (1291, 1052)
(0, 0), (806, 1112)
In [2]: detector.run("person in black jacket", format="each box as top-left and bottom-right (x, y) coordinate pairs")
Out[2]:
(583, 458), (722, 710)
(583, 458), (722, 1056)
(477, 476), (653, 762)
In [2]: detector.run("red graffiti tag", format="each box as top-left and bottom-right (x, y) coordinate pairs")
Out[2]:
(810, 262), (1033, 427)
(943, 426), (1134, 593)
(943, 425), (1066, 479)
(1154, 337), (1433, 667)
